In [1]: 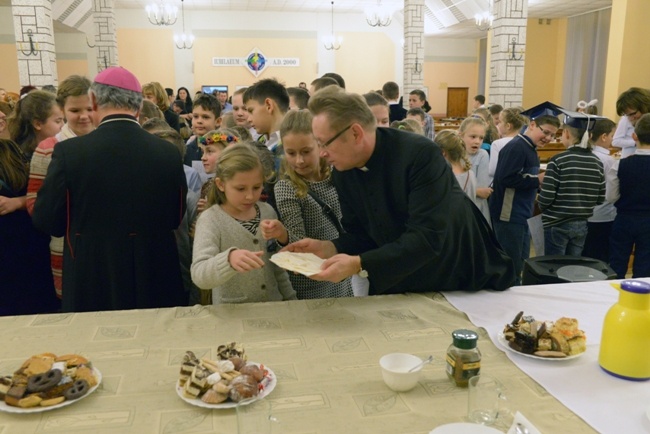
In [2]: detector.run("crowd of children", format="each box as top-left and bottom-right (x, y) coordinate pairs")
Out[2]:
(1, 72), (648, 316)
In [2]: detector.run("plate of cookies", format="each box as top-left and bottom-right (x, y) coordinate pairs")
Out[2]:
(176, 342), (276, 409)
(498, 311), (586, 361)
(0, 353), (101, 413)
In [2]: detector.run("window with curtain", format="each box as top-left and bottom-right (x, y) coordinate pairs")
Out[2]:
(562, 9), (611, 112)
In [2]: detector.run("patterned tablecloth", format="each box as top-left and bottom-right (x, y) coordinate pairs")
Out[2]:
(0, 293), (596, 433)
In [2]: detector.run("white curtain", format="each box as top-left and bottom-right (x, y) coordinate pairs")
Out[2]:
(561, 9), (611, 112)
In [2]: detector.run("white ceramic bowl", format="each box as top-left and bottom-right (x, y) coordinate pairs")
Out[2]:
(379, 353), (423, 392)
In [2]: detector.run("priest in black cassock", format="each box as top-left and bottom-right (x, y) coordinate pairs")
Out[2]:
(284, 86), (515, 295)
(33, 67), (188, 312)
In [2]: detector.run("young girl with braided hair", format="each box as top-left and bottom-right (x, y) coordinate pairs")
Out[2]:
(436, 129), (477, 206)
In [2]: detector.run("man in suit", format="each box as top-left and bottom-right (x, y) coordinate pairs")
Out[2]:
(284, 86), (515, 295)
(33, 67), (188, 312)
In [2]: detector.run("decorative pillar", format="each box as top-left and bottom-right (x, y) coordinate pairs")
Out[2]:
(403, 0), (425, 106)
(92, 0), (118, 72)
(488, 0), (528, 108)
(11, 0), (57, 87)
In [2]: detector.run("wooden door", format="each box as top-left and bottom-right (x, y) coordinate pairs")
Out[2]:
(447, 87), (469, 118)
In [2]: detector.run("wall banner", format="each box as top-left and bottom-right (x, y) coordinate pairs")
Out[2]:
(212, 48), (300, 78)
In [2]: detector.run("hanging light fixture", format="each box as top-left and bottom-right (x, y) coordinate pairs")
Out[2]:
(365, 0), (393, 27)
(145, 0), (178, 26)
(323, 1), (342, 51)
(174, 0), (194, 49)
(475, 0), (494, 31)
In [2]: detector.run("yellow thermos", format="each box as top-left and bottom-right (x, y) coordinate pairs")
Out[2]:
(599, 280), (650, 381)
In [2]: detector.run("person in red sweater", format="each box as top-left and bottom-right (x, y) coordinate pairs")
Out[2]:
(26, 75), (94, 299)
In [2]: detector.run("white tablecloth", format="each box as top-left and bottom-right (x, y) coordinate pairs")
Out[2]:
(444, 278), (650, 434)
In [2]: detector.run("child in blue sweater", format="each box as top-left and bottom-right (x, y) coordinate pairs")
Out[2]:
(489, 102), (561, 284)
(607, 113), (650, 278)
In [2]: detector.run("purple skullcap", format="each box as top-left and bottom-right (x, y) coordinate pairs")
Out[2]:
(94, 67), (142, 93)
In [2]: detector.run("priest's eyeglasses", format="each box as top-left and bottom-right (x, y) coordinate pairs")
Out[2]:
(318, 124), (352, 149)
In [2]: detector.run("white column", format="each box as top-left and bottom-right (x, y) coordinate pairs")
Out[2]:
(11, 0), (57, 87)
(93, 0), (118, 72)
(488, 0), (528, 108)
(403, 0), (425, 106)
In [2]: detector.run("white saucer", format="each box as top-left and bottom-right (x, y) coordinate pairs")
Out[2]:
(430, 423), (503, 434)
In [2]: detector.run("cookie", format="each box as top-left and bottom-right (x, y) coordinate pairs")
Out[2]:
(63, 379), (89, 400)
(17, 394), (42, 408)
(75, 366), (97, 388)
(27, 369), (63, 393)
(40, 396), (66, 407)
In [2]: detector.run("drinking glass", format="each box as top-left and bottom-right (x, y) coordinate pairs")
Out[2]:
(236, 398), (278, 434)
(468, 374), (507, 425)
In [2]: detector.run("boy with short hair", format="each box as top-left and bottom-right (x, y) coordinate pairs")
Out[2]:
(184, 93), (221, 168)
(473, 95), (486, 110)
(538, 113), (605, 256)
(406, 108), (426, 129)
(243, 78), (289, 156)
(408, 90), (435, 140)
(382, 81), (407, 123)
(243, 78), (290, 207)
(287, 87), (310, 110)
(607, 113), (650, 278)
(309, 77), (338, 95)
(490, 102), (561, 284)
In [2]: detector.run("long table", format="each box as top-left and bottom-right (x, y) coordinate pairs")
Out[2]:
(0, 292), (599, 433)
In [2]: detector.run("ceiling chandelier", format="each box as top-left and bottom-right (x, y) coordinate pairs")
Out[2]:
(475, 0), (494, 31)
(365, 0), (393, 27)
(146, 0), (178, 26)
(323, 1), (342, 50)
(174, 0), (194, 49)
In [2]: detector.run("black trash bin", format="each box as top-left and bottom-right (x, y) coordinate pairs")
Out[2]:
(522, 255), (617, 285)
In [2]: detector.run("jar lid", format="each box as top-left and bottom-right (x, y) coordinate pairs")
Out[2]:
(452, 329), (478, 349)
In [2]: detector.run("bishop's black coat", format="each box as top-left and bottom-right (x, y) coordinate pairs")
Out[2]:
(33, 114), (188, 312)
(332, 127), (515, 295)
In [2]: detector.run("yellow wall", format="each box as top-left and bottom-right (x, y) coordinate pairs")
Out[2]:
(117, 28), (176, 87)
(616, 0), (650, 89)
(192, 36), (319, 94)
(0, 44), (20, 94)
(335, 33), (394, 94)
(522, 18), (567, 108)
(57, 60), (89, 82)
(603, 0), (650, 118)
(423, 61), (479, 117)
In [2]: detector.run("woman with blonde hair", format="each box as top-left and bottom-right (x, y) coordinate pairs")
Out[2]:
(142, 81), (180, 132)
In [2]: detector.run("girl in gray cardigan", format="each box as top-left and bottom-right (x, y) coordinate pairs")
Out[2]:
(191, 145), (296, 304)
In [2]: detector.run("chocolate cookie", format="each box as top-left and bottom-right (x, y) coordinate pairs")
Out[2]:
(63, 379), (89, 400)
(27, 369), (62, 393)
